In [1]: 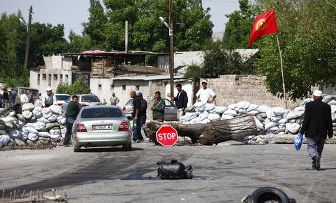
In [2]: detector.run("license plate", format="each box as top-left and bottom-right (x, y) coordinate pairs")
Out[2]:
(92, 125), (113, 130)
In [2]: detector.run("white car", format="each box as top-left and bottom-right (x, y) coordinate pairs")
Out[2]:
(55, 94), (70, 106)
(71, 106), (132, 152)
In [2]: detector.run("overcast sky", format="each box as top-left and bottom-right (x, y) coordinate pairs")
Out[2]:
(0, 0), (240, 38)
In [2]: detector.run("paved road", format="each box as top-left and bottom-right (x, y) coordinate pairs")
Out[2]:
(1, 143), (336, 203)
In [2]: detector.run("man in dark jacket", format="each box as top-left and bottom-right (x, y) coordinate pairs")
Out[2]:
(300, 90), (333, 170)
(132, 91), (147, 142)
(172, 84), (188, 115)
(64, 95), (80, 146)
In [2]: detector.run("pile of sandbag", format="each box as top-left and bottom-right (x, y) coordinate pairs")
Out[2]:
(0, 103), (66, 149)
(180, 95), (336, 136)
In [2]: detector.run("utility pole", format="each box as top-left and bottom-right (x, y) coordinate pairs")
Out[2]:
(24, 6), (33, 68)
(169, 0), (174, 100)
(125, 21), (128, 53)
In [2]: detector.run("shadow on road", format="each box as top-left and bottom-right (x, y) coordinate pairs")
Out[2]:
(78, 147), (144, 153)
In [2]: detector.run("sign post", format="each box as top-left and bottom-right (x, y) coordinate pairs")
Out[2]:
(156, 125), (178, 147)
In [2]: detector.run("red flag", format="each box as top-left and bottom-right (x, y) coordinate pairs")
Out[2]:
(247, 9), (278, 46)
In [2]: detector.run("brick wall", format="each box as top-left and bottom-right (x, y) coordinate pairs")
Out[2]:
(205, 75), (299, 108)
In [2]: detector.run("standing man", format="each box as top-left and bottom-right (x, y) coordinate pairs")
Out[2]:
(172, 84), (188, 115)
(196, 80), (216, 104)
(110, 92), (120, 105)
(132, 91), (147, 142)
(300, 90), (333, 170)
(64, 95), (80, 146)
(2, 88), (9, 108)
(152, 91), (165, 122)
(42, 87), (55, 107)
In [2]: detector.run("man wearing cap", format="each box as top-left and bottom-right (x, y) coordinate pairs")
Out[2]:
(300, 90), (333, 170)
(196, 80), (216, 104)
(42, 87), (55, 107)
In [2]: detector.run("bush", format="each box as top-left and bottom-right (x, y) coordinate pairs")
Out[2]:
(56, 79), (91, 95)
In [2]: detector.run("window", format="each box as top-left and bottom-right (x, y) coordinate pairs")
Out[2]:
(110, 84), (114, 90)
(65, 74), (69, 82)
(53, 74), (58, 81)
(42, 74), (46, 80)
(136, 85), (140, 90)
(122, 85), (126, 91)
(60, 74), (63, 82)
(81, 107), (123, 118)
(48, 74), (51, 86)
(98, 84), (102, 90)
(37, 74), (40, 85)
(81, 95), (100, 102)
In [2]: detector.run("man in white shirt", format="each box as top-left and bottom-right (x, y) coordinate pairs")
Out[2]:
(42, 87), (56, 107)
(196, 80), (216, 103)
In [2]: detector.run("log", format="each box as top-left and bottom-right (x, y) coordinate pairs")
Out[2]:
(144, 116), (258, 145)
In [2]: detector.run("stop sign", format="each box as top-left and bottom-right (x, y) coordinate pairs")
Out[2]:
(156, 125), (178, 147)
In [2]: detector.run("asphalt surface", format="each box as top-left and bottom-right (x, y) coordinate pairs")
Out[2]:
(1, 143), (336, 203)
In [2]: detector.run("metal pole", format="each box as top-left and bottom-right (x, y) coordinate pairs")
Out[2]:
(169, 0), (174, 100)
(125, 21), (128, 53)
(24, 6), (33, 68)
(276, 35), (287, 108)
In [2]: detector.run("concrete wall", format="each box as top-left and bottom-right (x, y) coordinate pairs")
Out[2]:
(30, 69), (73, 93)
(204, 75), (299, 108)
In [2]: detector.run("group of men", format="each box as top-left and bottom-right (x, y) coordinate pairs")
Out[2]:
(0, 88), (17, 108)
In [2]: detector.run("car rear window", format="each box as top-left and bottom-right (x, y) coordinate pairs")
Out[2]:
(81, 108), (123, 118)
(125, 99), (133, 106)
(56, 95), (70, 101)
(82, 95), (100, 102)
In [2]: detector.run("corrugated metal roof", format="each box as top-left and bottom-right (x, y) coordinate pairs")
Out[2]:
(112, 74), (186, 81)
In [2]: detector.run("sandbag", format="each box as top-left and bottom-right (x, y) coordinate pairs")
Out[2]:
(22, 110), (33, 119)
(16, 114), (26, 122)
(286, 123), (301, 134)
(38, 132), (51, 138)
(46, 123), (60, 131)
(197, 111), (209, 122)
(32, 107), (43, 118)
(0, 135), (11, 148)
(28, 133), (38, 141)
(247, 104), (259, 112)
(208, 113), (221, 121)
(205, 103), (215, 111)
(50, 105), (63, 115)
(253, 117), (264, 131)
(26, 122), (46, 131)
(221, 115), (234, 120)
(248, 110), (259, 116)
(257, 105), (269, 113)
(322, 95), (334, 103)
(8, 129), (21, 139)
(23, 126), (38, 134)
(223, 109), (237, 116)
(265, 122), (277, 131)
(200, 119), (211, 124)
(37, 117), (50, 123)
(57, 116), (66, 125)
(236, 101), (250, 110)
(50, 128), (61, 139)
(214, 106), (227, 114)
(22, 103), (35, 111)
(272, 107), (286, 116)
(328, 100), (336, 106)
(47, 115), (57, 122)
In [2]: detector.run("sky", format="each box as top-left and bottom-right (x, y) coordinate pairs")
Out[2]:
(0, 0), (240, 38)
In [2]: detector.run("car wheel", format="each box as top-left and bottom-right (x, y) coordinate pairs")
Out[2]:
(73, 146), (81, 152)
(122, 141), (132, 151)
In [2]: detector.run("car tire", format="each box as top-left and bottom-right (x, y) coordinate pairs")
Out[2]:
(73, 146), (81, 152)
(250, 187), (290, 203)
(122, 142), (132, 151)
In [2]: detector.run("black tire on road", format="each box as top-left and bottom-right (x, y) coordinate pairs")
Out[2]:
(250, 187), (290, 203)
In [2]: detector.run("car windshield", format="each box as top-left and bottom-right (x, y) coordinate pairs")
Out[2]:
(56, 95), (70, 101)
(81, 107), (123, 118)
(81, 95), (100, 102)
(125, 99), (134, 106)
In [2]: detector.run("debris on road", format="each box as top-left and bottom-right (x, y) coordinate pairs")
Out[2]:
(157, 159), (193, 179)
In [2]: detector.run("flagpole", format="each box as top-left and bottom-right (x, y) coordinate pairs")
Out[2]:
(276, 34), (287, 108)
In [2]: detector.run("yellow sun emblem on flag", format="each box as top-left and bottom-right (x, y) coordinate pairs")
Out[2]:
(256, 18), (267, 32)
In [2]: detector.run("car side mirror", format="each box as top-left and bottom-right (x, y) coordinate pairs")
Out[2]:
(127, 116), (133, 120)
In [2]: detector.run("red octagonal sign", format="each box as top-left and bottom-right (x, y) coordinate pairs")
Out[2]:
(156, 125), (178, 147)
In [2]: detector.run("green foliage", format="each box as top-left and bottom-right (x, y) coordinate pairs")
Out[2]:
(185, 64), (202, 79)
(223, 0), (255, 49)
(84, 0), (213, 52)
(254, 0), (336, 99)
(202, 42), (256, 77)
(56, 79), (91, 95)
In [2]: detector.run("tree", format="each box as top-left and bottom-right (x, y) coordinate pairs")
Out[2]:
(83, 0), (213, 52)
(222, 0), (255, 49)
(68, 31), (94, 53)
(254, 0), (336, 99)
(202, 42), (256, 77)
(56, 79), (91, 95)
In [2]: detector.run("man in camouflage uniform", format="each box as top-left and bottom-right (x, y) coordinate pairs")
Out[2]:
(151, 91), (165, 122)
